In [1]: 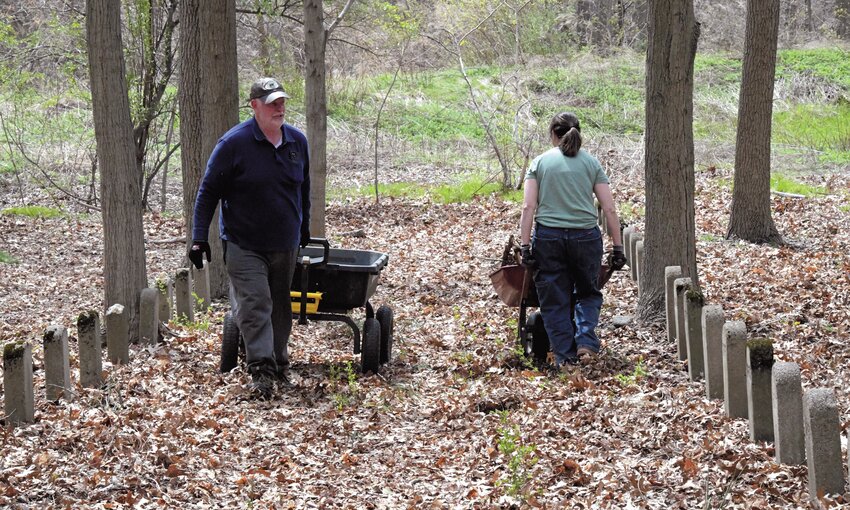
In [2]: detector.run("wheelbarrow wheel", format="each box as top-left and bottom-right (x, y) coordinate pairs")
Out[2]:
(361, 318), (381, 374)
(220, 312), (242, 373)
(527, 311), (549, 362)
(376, 305), (393, 364)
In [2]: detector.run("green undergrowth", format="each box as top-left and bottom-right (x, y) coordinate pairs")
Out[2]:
(336, 175), (523, 204)
(1, 205), (63, 219)
(773, 103), (850, 164)
(716, 173), (826, 197)
(770, 174), (826, 196)
(777, 48), (850, 88)
(0, 250), (18, 264)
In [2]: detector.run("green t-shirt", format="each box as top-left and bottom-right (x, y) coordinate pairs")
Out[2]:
(524, 147), (609, 229)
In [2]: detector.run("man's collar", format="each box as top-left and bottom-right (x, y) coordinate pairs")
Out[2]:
(251, 117), (294, 144)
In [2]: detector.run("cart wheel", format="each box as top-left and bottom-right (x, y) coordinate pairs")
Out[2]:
(376, 305), (393, 364)
(361, 318), (381, 374)
(527, 311), (550, 362)
(220, 312), (241, 373)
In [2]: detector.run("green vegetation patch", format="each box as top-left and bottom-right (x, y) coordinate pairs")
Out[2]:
(773, 103), (850, 164)
(746, 338), (774, 369)
(338, 175), (523, 204)
(770, 174), (826, 197)
(1, 205), (63, 219)
(535, 56), (645, 135)
(0, 251), (19, 264)
(778, 48), (850, 89)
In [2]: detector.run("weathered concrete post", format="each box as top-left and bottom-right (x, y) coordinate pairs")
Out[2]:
(701, 304), (725, 399)
(635, 240), (645, 294)
(622, 226), (635, 267)
(722, 321), (748, 419)
(673, 277), (692, 361)
(175, 268), (194, 323)
(156, 277), (173, 323)
(192, 265), (211, 312)
(803, 388), (844, 500)
(43, 325), (71, 401)
(772, 362), (804, 465)
(684, 288), (705, 381)
(105, 304), (129, 364)
(746, 339), (774, 442)
(77, 310), (102, 388)
(629, 233), (643, 282)
(665, 266), (683, 344)
(139, 288), (160, 345)
(3, 341), (34, 426)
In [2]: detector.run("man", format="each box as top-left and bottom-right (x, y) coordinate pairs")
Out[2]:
(190, 77), (310, 399)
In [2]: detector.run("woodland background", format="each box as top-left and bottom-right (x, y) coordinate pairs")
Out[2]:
(1, 0), (850, 508)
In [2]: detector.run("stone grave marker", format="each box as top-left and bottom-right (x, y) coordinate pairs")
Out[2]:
(43, 325), (71, 401)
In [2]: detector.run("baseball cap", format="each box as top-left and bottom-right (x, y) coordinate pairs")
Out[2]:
(249, 77), (290, 104)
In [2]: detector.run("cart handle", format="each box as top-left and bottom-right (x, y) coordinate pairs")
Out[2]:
(302, 237), (330, 266)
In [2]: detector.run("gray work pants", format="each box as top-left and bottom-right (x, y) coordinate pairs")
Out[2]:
(225, 241), (298, 372)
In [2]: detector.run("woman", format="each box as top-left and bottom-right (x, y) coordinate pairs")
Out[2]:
(519, 112), (626, 367)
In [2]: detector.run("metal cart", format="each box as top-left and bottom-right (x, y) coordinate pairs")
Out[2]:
(220, 238), (393, 374)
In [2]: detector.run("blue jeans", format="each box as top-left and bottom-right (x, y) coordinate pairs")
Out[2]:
(533, 225), (603, 365)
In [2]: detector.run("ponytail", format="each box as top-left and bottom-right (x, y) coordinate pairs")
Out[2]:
(549, 112), (582, 157)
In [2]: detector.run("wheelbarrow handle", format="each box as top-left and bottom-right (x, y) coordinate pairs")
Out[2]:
(305, 237), (330, 265)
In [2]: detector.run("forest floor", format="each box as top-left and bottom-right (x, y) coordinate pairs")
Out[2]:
(1, 160), (849, 509)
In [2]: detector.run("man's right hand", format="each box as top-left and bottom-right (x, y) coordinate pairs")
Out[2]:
(189, 241), (211, 270)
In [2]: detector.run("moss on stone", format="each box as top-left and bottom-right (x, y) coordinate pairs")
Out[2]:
(77, 310), (98, 332)
(747, 338), (774, 369)
(3, 340), (26, 360)
(686, 288), (705, 306)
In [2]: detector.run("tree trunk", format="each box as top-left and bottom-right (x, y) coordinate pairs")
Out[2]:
(637, 0), (700, 322)
(304, 0), (328, 237)
(179, 0), (238, 299)
(576, 0), (592, 46)
(838, 0), (850, 40)
(727, 0), (783, 245)
(86, 0), (147, 342)
(805, 0), (813, 32)
(782, 0), (798, 45)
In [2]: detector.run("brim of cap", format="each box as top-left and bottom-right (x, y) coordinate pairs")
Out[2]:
(262, 91), (290, 103)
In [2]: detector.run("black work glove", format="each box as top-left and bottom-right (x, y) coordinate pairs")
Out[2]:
(610, 245), (627, 271)
(188, 241), (211, 270)
(520, 244), (536, 268)
(299, 227), (311, 248)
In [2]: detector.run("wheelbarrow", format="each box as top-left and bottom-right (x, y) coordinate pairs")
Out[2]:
(220, 238), (393, 374)
(490, 253), (617, 363)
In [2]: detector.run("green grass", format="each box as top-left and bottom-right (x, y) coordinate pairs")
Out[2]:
(336, 175), (523, 204)
(773, 103), (850, 164)
(1, 205), (63, 219)
(535, 56), (645, 134)
(778, 48), (850, 88)
(0, 251), (18, 264)
(770, 174), (826, 197)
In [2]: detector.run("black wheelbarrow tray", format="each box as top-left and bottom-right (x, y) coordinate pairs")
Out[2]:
(489, 259), (614, 363)
(220, 238), (393, 374)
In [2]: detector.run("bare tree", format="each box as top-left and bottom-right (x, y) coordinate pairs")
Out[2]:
(726, 0), (783, 245)
(303, 0), (357, 237)
(637, 0), (700, 322)
(86, 0), (147, 341)
(180, 0), (239, 299)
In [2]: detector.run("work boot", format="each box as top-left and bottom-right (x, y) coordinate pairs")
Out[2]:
(248, 365), (275, 400)
(276, 365), (295, 389)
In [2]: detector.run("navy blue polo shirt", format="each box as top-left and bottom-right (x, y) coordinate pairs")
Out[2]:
(192, 117), (311, 252)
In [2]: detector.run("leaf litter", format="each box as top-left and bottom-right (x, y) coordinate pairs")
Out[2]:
(0, 167), (848, 508)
